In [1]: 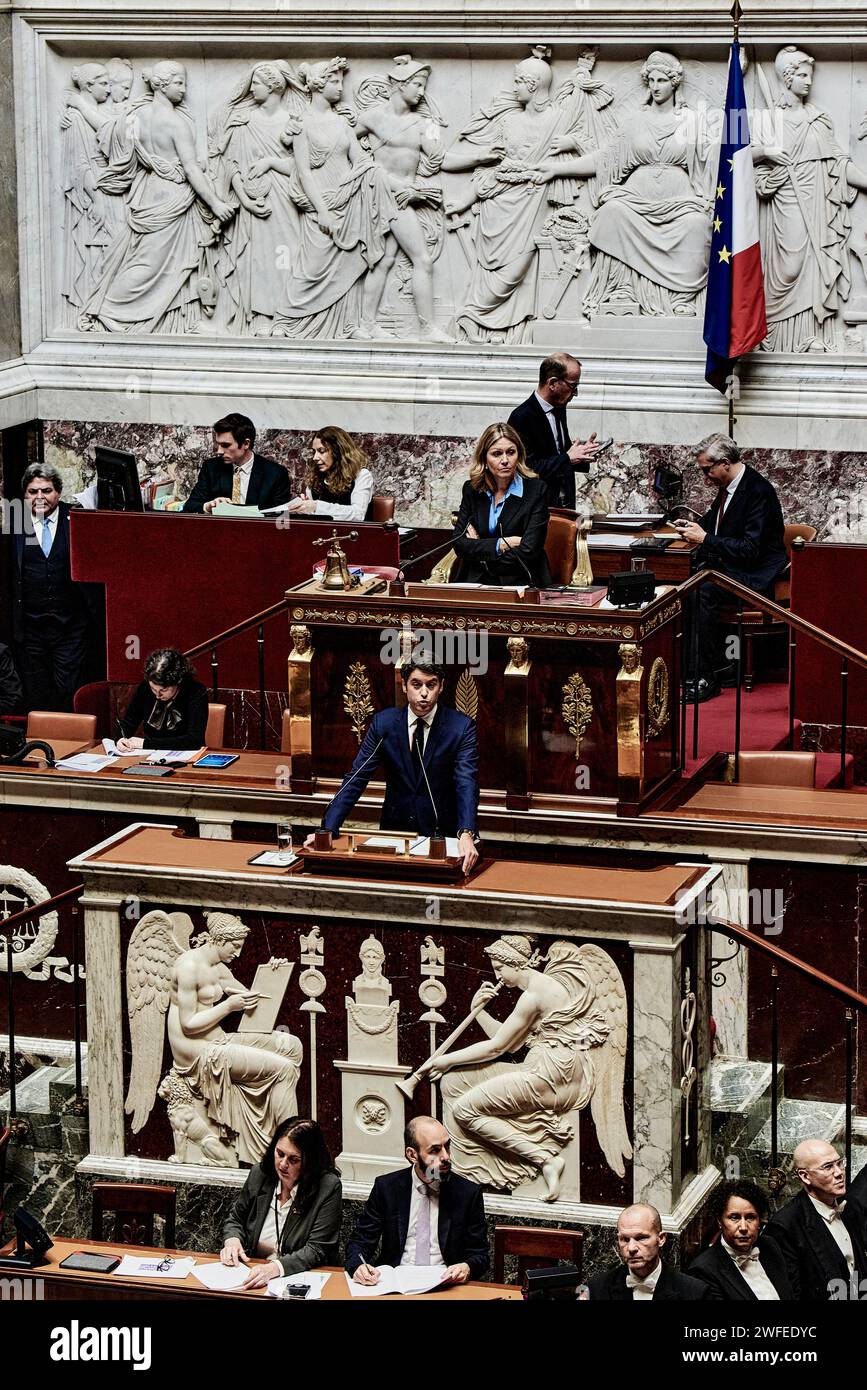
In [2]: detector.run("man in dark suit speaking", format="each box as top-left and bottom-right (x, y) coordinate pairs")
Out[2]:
(676, 433), (787, 702)
(182, 412), (290, 514)
(346, 1116), (489, 1286)
(586, 1203), (709, 1301)
(313, 657), (479, 874)
(508, 352), (601, 507)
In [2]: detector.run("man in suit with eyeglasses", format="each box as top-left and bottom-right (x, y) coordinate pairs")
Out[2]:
(768, 1139), (867, 1301)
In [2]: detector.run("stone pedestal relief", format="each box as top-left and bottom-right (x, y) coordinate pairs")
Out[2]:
(33, 34), (867, 353)
(334, 935), (408, 1182)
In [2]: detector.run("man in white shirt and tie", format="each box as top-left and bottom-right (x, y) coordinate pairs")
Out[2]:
(12, 464), (92, 711)
(769, 1139), (867, 1300)
(689, 1178), (796, 1299)
(182, 412), (290, 514)
(586, 1203), (709, 1300)
(345, 1116), (489, 1286)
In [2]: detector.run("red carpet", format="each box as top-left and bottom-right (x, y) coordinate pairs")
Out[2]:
(684, 682), (854, 787)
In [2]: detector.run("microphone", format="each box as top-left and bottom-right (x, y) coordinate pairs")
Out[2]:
(323, 736), (385, 830)
(413, 718), (442, 842)
(397, 522), (473, 583)
(498, 520), (535, 588)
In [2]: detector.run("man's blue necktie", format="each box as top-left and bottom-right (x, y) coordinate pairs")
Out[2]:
(40, 521), (52, 557)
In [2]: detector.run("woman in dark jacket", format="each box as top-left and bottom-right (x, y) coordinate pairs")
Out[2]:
(451, 422), (551, 587)
(220, 1116), (342, 1289)
(117, 648), (208, 751)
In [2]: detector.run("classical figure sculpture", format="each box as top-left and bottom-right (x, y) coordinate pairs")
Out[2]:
(209, 61), (307, 334)
(353, 54), (450, 340)
(125, 909), (303, 1165)
(755, 46), (867, 352)
(273, 57), (415, 341)
(83, 60), (234, 334)
(536, 50), (715, 317)
(426, 935), (632, 1200)
(106, 57), (134, 113)
(59, 63), (116, 327)
(442, 46), (565, 342)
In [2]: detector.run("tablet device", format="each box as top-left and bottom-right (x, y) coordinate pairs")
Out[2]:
(59, 1252), (121, 1273)
(193, 753), (240, 769)
(122, 764), (176, 777)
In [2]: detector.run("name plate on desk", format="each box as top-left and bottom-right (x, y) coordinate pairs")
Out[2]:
(297, 835), (475, 883)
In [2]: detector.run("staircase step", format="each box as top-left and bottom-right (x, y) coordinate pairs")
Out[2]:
(711, 1057), (785, 1154)
(750, 1099), (847, 1158)
(0, 1064), (68, 1148)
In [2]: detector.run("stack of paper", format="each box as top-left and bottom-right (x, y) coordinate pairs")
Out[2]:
(192, 1262), (248, 1292)
(54, 753), (117, 773)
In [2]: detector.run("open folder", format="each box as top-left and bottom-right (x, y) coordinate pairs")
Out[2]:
(345, 1265), (449, 1297)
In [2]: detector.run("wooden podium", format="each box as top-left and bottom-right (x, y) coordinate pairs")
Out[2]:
(284, 578), (682, 816)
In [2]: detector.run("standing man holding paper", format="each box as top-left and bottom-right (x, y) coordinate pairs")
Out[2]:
(345, 1116), (489, 1286)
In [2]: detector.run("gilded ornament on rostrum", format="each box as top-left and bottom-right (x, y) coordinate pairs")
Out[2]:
(647, 656), (670, 738)
(455, 669), (479, 720)
(343, 662), (375, 744)
(561, 672), (593, 760)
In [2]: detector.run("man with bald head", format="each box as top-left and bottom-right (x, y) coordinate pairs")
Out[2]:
(586, 1202), (709, 1300)
(508, 353), (603, 508)
(768, 1139), (867, 1300)
(345, 1116), (488, 1286)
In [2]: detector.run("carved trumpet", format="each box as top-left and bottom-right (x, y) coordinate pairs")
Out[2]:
(396, 981), (505, 1100)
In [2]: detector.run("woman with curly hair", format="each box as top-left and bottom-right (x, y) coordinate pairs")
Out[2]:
(117, 647), (208, 750)
(287, 426), (375, 522)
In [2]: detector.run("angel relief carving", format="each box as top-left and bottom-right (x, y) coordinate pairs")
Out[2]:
(424, 935), (632, 1201)
(125, 909), (302, 1166)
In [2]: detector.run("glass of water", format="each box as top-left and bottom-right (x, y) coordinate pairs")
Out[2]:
(276, 819), (292, 854)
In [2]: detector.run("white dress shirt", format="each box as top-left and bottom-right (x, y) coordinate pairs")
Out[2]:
(399, 1173), (444, 1267)
(31, 509), (58, 554)
(256, 1185), (297, 1258)
(407, 704), (437, 753)
(720, 1237), (780, 1300)
(625, 1259), (662, 1300)
(715, 464), (745, 533)
(534, 390), (564, 450)
(311, 468), (375, 523)
(808, 1194), (855, 1271)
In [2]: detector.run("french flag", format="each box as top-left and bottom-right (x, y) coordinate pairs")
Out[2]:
(703, 41), (767, 392)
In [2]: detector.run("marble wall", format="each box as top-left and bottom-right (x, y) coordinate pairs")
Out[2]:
(43, 416), (865, 535)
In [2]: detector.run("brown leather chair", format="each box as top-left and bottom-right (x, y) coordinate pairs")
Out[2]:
(737, 751), (816, 788)
(91, 1182), (176, 1247)
(493, 1224), (584, 1285)
(718, 523), (817, 690)
(205, 703), (226, 747)
(544, 514), (578, 586)
(26, 711), (97, 742)
(369, 494), (395, 524)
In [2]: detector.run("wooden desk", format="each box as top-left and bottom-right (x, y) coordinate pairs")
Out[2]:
(2, 1237), (520, 1302)
(284, 579), (683, 815)
(655, 780), (867, 830)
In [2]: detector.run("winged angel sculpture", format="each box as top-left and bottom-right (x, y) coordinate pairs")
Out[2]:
(423, 934), (631, 1200)
(125, 910), (302, 1166)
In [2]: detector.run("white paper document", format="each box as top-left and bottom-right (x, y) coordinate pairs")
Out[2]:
(145, 748), (204, 764)
(344, 1265), (449, 1297)
(115, 1255), (197, 1279)
(192, 1261), (248, 1292)
(360, 835), (411, 852)
(55, 753), (117, 773)
(586, 532), (636, 548)
(267, 1271), (332, 1300)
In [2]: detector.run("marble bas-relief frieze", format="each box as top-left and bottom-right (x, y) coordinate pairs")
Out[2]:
(47, 43), (867, 350)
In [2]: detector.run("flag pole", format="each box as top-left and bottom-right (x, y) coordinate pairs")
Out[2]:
(729, 0), (742, 437)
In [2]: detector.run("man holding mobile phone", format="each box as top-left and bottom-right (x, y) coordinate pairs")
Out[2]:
(508, 353), (604, 507)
